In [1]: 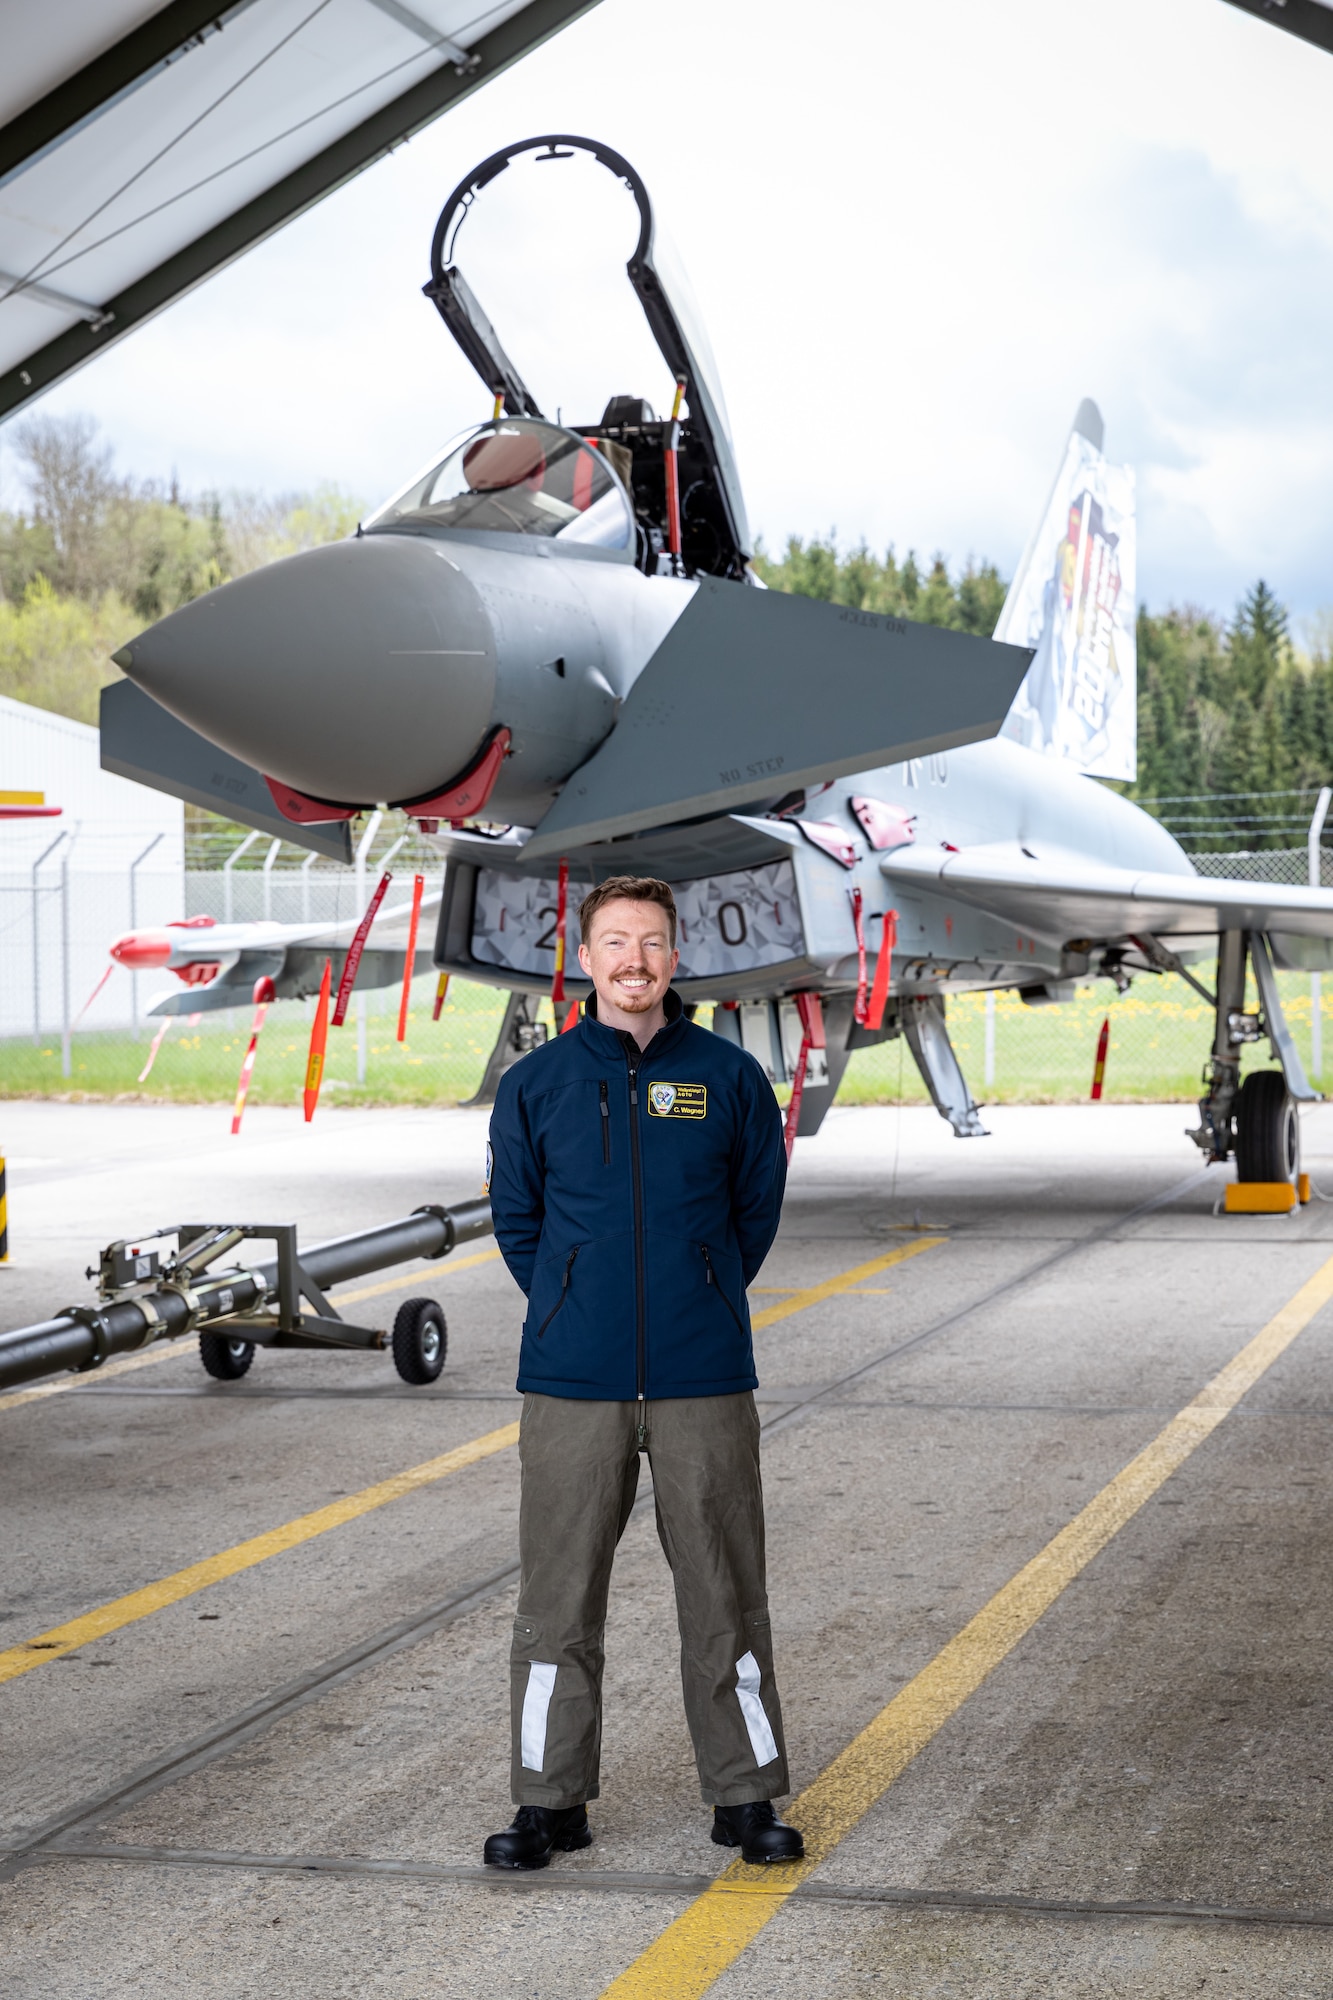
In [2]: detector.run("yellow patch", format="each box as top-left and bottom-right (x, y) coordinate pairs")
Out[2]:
(647, 1081), (707, 1119)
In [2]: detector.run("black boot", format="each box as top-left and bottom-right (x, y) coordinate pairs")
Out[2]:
(711, 1801), (804, 1864)
(483, 1803), (592, 1870)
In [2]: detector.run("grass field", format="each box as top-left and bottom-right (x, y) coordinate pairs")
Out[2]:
(1, 971), (1324, 1110)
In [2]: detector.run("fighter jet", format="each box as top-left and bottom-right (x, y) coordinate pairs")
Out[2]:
(103, 135), (1333, 1188)
(106, 883), (440, 1018)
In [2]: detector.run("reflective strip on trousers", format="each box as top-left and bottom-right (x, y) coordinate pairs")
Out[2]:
(735, 1649), (779, 1766)
(521, 1660), (558, 1770)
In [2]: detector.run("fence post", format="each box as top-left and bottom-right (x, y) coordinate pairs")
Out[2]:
(128, 832), (164, 1037)
(301, 849), (318, 923)
(31, 829), (68, 1046)
(984, 990), (996, 1088)
(222, 828), (261, 924)
(60, 838), (72, 1079)
(1310, 787), (1331, 1081)
(262, 837), (283, 920)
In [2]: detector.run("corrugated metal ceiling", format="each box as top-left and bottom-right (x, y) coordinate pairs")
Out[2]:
(0, 0), (600, 418)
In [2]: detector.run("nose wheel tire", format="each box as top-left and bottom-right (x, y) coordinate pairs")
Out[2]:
(1234, 1069), (1297, 1183)
(199, 1332), (256, 1380)
(392, 1297), (448, 1384)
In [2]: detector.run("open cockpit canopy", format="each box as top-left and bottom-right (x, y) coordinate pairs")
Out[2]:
(0, 3), (599, 423)
(423, 134), (752, 580)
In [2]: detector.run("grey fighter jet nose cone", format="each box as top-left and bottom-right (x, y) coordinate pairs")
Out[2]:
(116, 534), (497, 806)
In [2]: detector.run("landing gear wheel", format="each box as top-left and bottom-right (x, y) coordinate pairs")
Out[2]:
(392, 1297), (447, 1384)
(199, 1332), (256, 1380)
(1234, 1069), (1297, 1183)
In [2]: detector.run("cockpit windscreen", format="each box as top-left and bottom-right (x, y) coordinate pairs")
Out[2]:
(365, 420), (633, 549)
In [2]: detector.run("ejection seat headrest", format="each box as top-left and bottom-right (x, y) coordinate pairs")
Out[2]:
(464, 430), (546, 492)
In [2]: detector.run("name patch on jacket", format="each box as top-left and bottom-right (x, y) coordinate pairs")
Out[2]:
(647, 1081), (707, 1120)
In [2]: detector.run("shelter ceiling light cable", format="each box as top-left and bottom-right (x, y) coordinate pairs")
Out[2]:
(1, 18), (482, 305)
(0, 0), (338, 312)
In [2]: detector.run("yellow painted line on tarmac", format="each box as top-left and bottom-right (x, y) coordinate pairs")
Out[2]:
(0, 1239), (937, 1684)
(600, 1248), (1333, 2000)
(0, 1247), (503, 1417)
(0, 1422), (520, 1685)
(749, 1237), (946, 1331)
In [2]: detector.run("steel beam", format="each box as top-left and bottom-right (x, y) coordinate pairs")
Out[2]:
(0, 0), (601, 421)
(1220, 1), (1333, 56)
(0, 1), (260, 193)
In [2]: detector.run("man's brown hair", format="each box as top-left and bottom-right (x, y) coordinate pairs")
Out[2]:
(578, 875), (677, 949)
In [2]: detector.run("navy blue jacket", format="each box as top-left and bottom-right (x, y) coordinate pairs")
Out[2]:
(488, 990), (786, 1402)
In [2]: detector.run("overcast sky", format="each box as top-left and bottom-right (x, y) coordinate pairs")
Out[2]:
(6, 0), (1333, 624)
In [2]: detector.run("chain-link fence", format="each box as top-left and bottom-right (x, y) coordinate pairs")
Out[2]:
(3, 804), (1332, 1112)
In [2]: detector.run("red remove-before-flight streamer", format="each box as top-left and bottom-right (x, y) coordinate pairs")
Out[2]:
(397, 874), (425, 1042)
(333, 870), (392, 1027)
(1091, 1016), (1110, 1100)
(304, 958), (332, 1122)
(551, 857), (569, 1005)
(231, 975), (277, 1135)
(866, 909), (897, 1033)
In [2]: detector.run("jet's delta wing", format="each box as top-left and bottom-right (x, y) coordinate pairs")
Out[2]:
(883, 841), (1333, 954)
(523, 583), (1034, 858)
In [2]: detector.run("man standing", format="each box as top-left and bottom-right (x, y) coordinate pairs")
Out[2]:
(483, 874), (803, 1870)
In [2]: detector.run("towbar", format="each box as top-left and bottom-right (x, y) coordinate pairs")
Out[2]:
(0, 1197), (493, 1394)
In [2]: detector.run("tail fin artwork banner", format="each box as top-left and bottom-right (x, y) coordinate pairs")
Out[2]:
(996, 408), (1136, 783)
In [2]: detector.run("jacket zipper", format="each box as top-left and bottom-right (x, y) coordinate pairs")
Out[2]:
(535, 1245), (579, 1337)
(626, 1046), (647, 1443)
(701, 1244), (746, 1336)
(599, 1079), (610, 1164)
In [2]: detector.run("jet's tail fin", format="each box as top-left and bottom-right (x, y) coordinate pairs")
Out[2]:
(996, 399), (1136, 782)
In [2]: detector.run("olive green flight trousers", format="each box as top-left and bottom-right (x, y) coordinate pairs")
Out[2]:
(509, 1390), (790, 1809)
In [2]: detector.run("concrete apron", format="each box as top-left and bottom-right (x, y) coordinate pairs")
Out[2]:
(3, 1101), (1333, 1994)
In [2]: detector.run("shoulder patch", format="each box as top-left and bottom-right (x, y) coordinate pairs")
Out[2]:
(484, 1140), (493, 1192)
(647, 1081), (707, 1120)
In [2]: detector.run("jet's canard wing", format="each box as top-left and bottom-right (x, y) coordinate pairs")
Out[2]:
(884, 842), (1333, 944)
(522, 582), (1033, 860)
(100, 680), (353, 865)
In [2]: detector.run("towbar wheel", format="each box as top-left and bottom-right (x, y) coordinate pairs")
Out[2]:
(199, 1332), (256, 1381)
(392, 1298), (447, 1385)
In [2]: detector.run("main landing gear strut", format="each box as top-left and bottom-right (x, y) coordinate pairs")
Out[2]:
(1186, 929), (1317, 1180)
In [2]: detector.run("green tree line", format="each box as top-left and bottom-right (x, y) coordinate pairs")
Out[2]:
(758, 535), (1333, 838)
(0, 415), (359, 723)
(4, 418), (1331, 846)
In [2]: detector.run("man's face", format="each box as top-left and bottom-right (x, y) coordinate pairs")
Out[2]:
(578, 898), (679, 1018)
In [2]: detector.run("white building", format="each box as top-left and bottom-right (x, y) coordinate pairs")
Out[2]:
(1, 694), (184, 1044)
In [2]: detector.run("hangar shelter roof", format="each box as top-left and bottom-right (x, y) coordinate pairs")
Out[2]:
(0, 0), (599, 421)
(0, 2), (1328, 429)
